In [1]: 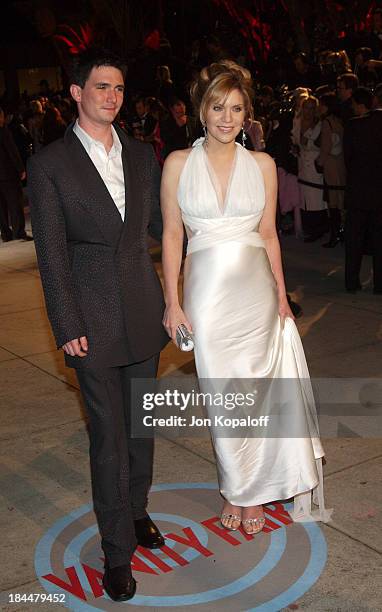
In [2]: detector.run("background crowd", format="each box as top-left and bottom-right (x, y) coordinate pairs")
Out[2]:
(1, 6), (382, 293)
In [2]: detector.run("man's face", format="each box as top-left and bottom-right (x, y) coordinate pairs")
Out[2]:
(294, 57), (306, 74)
(337, 80), (351, 102)
(71, 66), (124, 126)
(301, 100), (317, 120)
(170, 101), (186, 119)
(352, 100), (359, 116)
(135, 100), (147, 117)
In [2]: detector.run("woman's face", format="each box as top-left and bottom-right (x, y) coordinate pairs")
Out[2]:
(204, 88), (246, 145)
(302, 100), (317, 120)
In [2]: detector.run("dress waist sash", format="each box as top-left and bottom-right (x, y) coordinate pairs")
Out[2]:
(182, 213), (265, 255)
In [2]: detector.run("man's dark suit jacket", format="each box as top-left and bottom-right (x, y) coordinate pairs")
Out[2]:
(0, 126), (24, 181)
(343, 109), (382, 211)
(27, 123), (169, 369)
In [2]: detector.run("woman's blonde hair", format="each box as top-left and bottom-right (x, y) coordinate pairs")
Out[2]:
(302, 95), (319, 109)
(190, 60), (254, 124)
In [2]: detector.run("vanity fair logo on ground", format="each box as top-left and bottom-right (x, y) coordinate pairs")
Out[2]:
(34, 483), (327, 611)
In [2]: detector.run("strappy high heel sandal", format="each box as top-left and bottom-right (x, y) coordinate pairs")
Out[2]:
(241, 515), (266, 535)
(221, 512), (241, 531)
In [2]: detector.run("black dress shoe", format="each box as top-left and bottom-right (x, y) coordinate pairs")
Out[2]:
(17, 234), (34, 241)
(103, 563), (136, 602)
(1, 235), (12, 242)
(134, 515), (165, 549)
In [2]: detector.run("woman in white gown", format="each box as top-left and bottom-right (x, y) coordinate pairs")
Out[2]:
(161, 61), (331, 535)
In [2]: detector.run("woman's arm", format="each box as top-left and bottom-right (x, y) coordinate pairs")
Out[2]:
(317, 118), (332, 168)
(160, 150), (192, 342)
(254, 152), (294, 320)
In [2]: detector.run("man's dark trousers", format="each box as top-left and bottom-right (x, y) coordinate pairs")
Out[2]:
(345, 208), (382, 291)
(76, 354), (159, 568)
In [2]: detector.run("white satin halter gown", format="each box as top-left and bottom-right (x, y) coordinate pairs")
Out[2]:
(179, 138), (332, 522)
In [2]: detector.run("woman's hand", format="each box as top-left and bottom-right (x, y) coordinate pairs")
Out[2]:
(162, 303), (193, 344)
(278, 294), (295, 322)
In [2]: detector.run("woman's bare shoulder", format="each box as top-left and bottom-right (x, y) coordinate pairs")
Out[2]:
(249, 151), (276, 173)
(163, 147), (193, 170)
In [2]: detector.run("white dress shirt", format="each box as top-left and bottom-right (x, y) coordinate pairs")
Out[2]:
(73, 120), (126, 220)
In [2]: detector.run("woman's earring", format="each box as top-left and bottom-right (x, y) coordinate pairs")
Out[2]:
(203, 124), (208, 146)
(241, 126), (247, 148)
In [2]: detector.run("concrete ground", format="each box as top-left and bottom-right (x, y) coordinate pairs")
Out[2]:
(0, 219), (381, 611)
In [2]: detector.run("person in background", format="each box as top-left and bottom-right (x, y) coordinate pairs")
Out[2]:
(295, 96), (328, 242)
(131, 97), (157, 141)
(363, 8), (382, 59)
(373, 82), (382, 108)
(351, 86), (374, 118)
(336, 73), (359, 123)
(267, 105), (301, 236)
(343, 86), (382, 293)
(159, 96), (201, 158)
(144, 97), (168, 166)
(6, 107), (33, 166)
(290, 52), (319, 89)
(0, 107), (33, 242)
(26, 99), (44, 153)
(317, 92), (346, 248)
(42, 105), (67, 146)
(354, 47), (379, 88)
(155, 65), (176, 108)
(254, 85), (274, 120)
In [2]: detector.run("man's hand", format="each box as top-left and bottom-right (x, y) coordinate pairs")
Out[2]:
(62, 336), (88, 357)
(20, 171), (26, 181)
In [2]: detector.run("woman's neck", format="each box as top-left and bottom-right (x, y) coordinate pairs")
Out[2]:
(204, 136), (236, 158)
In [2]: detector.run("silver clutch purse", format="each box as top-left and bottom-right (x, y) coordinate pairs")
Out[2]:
(176, 324), (194, 352)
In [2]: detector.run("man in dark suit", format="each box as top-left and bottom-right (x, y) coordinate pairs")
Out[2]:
(337, 73), (359, 123)
(160, 96), (201, 158)
(27, 48), (169, 601)
(0, 106), (33, 242)
(343, 86), (382, 293)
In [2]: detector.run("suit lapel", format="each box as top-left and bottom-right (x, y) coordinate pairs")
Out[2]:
(64, 125), (123, 246)
(116, 126), (144, 250)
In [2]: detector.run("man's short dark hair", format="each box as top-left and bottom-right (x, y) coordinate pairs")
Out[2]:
(168, 95), (185, 108)
(337, 73), (359, 93)
(69, 47), (127, 88)
(352, 86), (373, 109)
(355, 47), (373, 62)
